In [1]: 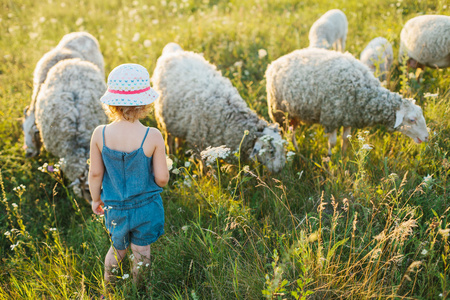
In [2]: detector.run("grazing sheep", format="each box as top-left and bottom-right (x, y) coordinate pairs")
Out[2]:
(360, 37), (393, 81)
(23, 32), (104, 157)
(309, 9), (348, 52)
(35, 58), (108, 199)
(152, 43), (286, 173)
(399, 15), (450, 69)
(266, 48), (429, 156)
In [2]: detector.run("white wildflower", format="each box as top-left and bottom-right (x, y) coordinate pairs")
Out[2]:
(243, 165), (250, 173)
(184, 161), (191, 168)
(132, 32), (140, 42)
(39, 17), (46, 23)
(75, 18), (84, 26)
(273, 139), (287, 147)
(260, 135), (273, 143)
(258, 148), (267, 155)
(112, 268), (117, 273)
(138, 261), (143, 266)
(146, 263), (150, 267)
(143, 39), (152, 47)
(111, 220), (117, 226)
(181, 225), (189, 231)
(421, 249), (428, 255)
(287, 151), (296, 162)
(49, 228), (57, 231)
(423, 174), (433, 187)
(258, 49), (268, 59)
(10, 242), (19, 250)
(172, 168), (180, 175)
(166, 156), (173, 171)
(4, 231), (10, 236)
(200, 145), (231, 165)
(361, 144), (373, 150)
(423, 92), (438, 98)
(183, 180), (192, 187)
(438, 228), (450, 237)
(11, 203), (18, 208)
(122, 274), (130, 279)
(234, 61), (243, 68)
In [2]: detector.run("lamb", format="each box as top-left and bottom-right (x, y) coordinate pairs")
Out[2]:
(34, 58), (108, 199)
(399, 15), (450, 69)
(23, 32), (104, 157)
(151, 43), (286, 173)
(308, 9), (348, 52)
(360, 37), (393, 81)
(265, 48), (429, 156)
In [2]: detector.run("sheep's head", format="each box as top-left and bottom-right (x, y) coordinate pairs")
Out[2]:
(394, 100), (429, 144)
(22, 106), (42, 157)
(250, 124), (286, 173)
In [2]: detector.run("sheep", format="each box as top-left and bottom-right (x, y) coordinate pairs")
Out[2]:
(151, 43), (286, 173)
(34, 58), (108, 199)
(399, 15), (450, 69)
(23, 32), (104, 157)
(265, 48), (429, 156)
(309, 9), (348, 52)
(360, 37), (393, 81)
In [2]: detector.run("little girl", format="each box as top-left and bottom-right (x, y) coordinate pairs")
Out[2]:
(89, 63), (169, 283)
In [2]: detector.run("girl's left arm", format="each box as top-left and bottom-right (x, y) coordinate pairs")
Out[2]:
(89, 126), (105, 215)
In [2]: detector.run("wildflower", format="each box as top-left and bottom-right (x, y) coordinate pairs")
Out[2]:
(49, 228), (57, 231)
(132, 32), (140, 42)
(423, 174), (433, 187)
(272, 139), (287, 147)
(297, 170), (303, 179)
(138, 262), (143, 266)
(258, 148), (267, 155)
(181, 225), (189, 231)
(111, 220), (117, 226)
(172, 168), (180, 175)
(10, 242), (19, 250)
(39, 17), (46, 23)
(423, 92), (438, 98)
(371, 248), (382, 260)
(200, 145), (231, 165)
(152, 19), (159, 25)
(234, 61), (243, 68)
(184, 161), (191, 168)
(260, 135), (273, 143)
(129, 254), (135, 260)
(389, 173), (398, 179)
(361, 144), (373, 150)
(244, 130), (249, 136)
(11, 203), (18, 208)
(243, 165), (250, 173)
(166, 156), (173, 171)
(258, 49), (268, 59)
(4, 231), (10, 236)
(122, 274), (130, 279)
(143, 39), (152, 47)
(183, 180), (192, 187)
(421, 249), (428, 255)
(146, 263), (150, 267)
(38, 162), (49, 172)
(286, 151), (296, 162)
(346, 134), (352, 139)
(111, 268), (117, 273)
(75, 18), (84, 26)
(438, 228), (450, 237)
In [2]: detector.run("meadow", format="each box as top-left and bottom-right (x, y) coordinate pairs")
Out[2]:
(0, 0), (449, 298)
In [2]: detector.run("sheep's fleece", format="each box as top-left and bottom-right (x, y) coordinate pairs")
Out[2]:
(24, 32), (104, 158)
(308, 9), (348, 51)
(152, 45), (286, 172)
(266, 48), (429, 144)
(399, 15), (450, 68)
(360, 37), (393, 80)
(35, 58), (108, 195)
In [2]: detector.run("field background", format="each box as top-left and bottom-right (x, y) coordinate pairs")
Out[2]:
(1, 0), (449, 299)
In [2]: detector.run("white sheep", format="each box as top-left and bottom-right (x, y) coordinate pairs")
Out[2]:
(266, 48), (429, 156)
(309, 9), (348, 52)
(399, 15), (450, 69)
(152, 43), (286, 173)
(23, 32), (104, 157)
(35, 58), (108, 199)
(360, 37), (393, 81)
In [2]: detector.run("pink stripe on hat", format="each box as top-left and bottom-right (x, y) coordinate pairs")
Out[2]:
(108, 86), (151, 95)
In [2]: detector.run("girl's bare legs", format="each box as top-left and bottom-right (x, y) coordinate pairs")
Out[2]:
(130, 243), (151, 284)
(104, 246), (128, 283)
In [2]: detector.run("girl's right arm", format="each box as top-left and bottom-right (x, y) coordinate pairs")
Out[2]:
(150, 129), (170, 187)
(89, 126), (105, 214)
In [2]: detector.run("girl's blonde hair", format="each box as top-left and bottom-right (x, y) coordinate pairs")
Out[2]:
(104, 104), (152, 122)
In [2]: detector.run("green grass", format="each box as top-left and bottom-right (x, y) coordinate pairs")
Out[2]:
(1, 0), (449, 299)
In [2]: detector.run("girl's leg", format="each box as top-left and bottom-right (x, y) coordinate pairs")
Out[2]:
(130, 243), (151, 283)
(104, 246), (128, 283)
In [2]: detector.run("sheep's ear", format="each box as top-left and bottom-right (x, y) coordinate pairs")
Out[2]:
(394, 107), (405, 128)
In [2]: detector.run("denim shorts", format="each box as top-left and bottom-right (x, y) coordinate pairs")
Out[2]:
(104, 195), (165, 250)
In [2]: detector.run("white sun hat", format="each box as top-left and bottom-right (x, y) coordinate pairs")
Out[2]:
(100, 63), (159, 106)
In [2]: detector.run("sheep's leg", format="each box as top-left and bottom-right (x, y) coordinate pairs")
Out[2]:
(327, 129), (338, 156)
(342, 126), (351, 154)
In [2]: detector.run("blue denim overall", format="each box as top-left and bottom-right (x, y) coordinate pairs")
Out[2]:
(101, 126), (164, 250)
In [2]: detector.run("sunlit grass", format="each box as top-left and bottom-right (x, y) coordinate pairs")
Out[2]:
(1, 0), (450, 298)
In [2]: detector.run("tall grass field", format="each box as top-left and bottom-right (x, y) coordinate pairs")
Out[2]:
(1, 0), (449, 298)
